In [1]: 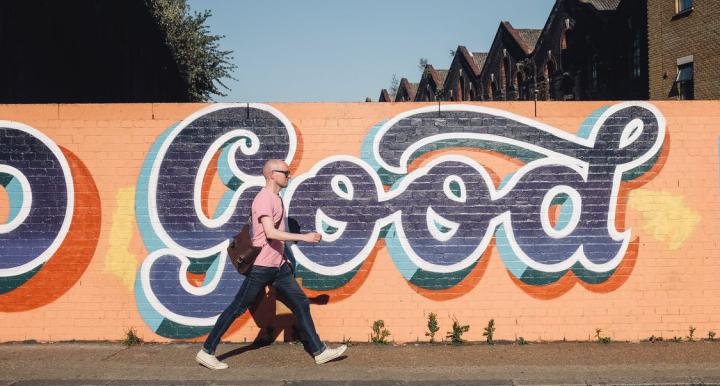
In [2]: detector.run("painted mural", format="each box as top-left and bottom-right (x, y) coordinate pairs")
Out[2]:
(3, 101), (715, 343)
(0, 121), (100, 312)
(130, 102), (666, 338)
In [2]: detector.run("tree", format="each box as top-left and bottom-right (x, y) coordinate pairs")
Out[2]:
(146, 0), (237, 101)
(418, 57), (429, 71)
(389, 74), (400, 95)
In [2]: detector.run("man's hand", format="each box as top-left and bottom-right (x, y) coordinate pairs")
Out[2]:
(302, 232), (322, 243)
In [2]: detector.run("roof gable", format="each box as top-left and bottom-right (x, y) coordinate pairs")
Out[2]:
(581, 0), (622, 11)
(379, 89), (394, 102)
(396, 78), (417, 101)
(502, 21), (542, 55)
(415, 64), (448, 101)
(450, 45), (484, 77)
(472, 52), (488, 71)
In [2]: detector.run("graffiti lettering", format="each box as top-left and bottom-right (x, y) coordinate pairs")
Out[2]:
(135, 104), (296, 337)
(289, 103), (665, 290)
(0, 121), (74, 294)
(134, 102), (665, 338)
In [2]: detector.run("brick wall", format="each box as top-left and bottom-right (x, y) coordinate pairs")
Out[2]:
(648, 0), (720, 99)
(1, 102), (718, 344)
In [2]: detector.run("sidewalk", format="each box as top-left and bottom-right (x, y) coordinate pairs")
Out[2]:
(2, 341), (720, 385)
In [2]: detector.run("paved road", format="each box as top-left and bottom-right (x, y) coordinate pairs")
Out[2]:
(2, 341), (720, 385)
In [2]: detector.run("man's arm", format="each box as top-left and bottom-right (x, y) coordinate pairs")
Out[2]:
(259, 216), (321, 243)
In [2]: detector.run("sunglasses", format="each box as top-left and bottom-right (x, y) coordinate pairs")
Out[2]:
(272, 169), (291, 178)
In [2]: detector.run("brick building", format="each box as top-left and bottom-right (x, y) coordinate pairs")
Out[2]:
(395, 78), (418, 102)
(527, 0), (648, 101)
(378, 89), (394, 102)
(377, 0), (718, 102)
(444, 46), (486, 101)
(479, 22), (541, 101)
(648, 0), (720, 100)
(414, 65), (448, 101)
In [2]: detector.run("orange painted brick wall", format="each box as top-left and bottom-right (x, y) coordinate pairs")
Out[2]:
(0, 101), (718, 343)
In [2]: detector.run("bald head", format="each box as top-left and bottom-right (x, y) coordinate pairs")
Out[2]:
(262, 159), (287, 180)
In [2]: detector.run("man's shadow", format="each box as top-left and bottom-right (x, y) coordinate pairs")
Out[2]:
(217, 286), (330, 360)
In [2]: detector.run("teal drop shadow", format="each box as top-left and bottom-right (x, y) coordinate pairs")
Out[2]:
(384, 223), (478, 291)
(294, 264), (362, 291)
(0, 265), (42, 294)
(155, 318), (212, 339)
(286, 242), (362, 291)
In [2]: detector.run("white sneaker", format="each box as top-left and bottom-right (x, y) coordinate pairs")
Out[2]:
(314, 344), (347, 364)
(195, 349), (229, 370)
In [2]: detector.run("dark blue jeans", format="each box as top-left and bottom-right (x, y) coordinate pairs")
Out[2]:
(202, 262), (326, 356)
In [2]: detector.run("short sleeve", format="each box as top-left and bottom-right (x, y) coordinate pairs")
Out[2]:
(252, 191), (273, 220)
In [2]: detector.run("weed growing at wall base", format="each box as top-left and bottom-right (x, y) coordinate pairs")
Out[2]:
(425, 312), (440, 343)
(447, 317), (470, 344)
(687, 326), (696, 342)
(370, 320), (391, 344)
(708, 331), (716, 341)
(483, 319), (496, 345)
(122, 327), (143, 347)
(595, 328), (611, 344)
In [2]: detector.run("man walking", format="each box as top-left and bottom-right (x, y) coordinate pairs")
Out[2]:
(196, 159), (347, 369)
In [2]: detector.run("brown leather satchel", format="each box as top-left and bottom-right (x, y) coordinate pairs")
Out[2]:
(227, 214), (282, 275)
(227, 217), (262, 275)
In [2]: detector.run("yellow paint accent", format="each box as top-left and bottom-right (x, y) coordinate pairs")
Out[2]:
(628, 189), (700, 250)
(104, 187), (137, 290)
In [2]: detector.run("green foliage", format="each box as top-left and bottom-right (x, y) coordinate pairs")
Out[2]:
(672, 336), (683, 342)
(517, 336), (527, 345)
(341, 336), (353, 347)
(122, 327), (143, 347)
(687, 326), (696, 342)
(594, 328), (611, 344)
(370, 320), (391, 344)
(146, 0), (237, 101)
(446, 317), (469, 344)
(418, 57), (429, 71)
(647, 335), (664, 343)
(708, 331), (716, 341)
(389, 74), (400, 95)
(483, 319), (495, 345)
(425, 312), (440, 343)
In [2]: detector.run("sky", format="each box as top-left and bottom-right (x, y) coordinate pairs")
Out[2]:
(187, 0), (556, 103)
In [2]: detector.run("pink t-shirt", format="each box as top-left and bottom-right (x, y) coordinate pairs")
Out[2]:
(251, 187), (286, 268)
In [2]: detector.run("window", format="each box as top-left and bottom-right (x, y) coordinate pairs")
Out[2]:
(516, 71), (524, 100)
(676, 0), (692, 14)
(458, 75), (464, 101)
(544, 60), (555, 100)
(490, 73), (498, 100)
(675, 61), (694, 100)
(503, 57), (512, 100)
